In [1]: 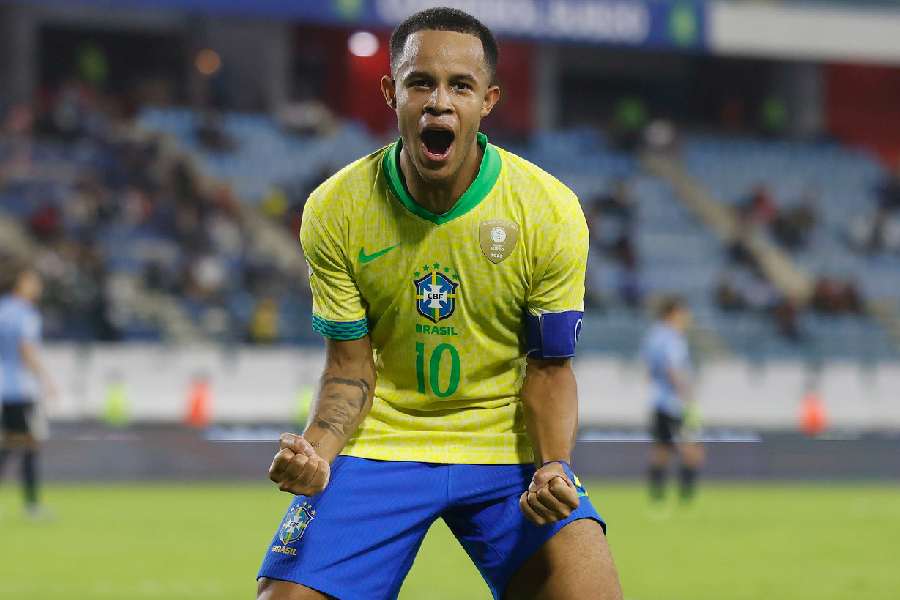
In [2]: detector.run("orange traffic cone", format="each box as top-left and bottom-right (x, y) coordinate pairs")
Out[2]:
(799, 390), (827, 436)
(185, 375), (212, 429)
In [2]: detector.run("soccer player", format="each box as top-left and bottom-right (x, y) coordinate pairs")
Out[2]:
(642, 297), (702, 508)
(259, 8), (622, 600)
(0, 265), (56, 519)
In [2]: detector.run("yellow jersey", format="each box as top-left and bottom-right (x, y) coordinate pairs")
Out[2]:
(300, 133), (588, 464)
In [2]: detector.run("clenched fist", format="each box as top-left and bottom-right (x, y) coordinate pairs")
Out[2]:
(519, 461), (580, 525)
(268, 433), (331, 497)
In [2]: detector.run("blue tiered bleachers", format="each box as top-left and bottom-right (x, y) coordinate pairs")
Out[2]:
(684, 136), (898, 361)
(132, 109), (898, 360)
(0, 138), (164, 342)
(138, 107), (384, 203)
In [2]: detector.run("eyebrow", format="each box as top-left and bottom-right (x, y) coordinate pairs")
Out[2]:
(402, 70), (478, 83)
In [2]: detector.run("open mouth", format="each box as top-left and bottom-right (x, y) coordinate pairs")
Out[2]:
(420, 128), (455, 161)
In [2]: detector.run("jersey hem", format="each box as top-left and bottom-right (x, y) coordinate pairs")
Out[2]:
(341, 437), (534, 465)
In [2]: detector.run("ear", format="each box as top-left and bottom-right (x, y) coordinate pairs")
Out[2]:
(481, 85), (501, 118)
(381, 76), (397, 109)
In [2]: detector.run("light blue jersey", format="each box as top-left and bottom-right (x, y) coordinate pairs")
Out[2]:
(0, 294), (42, 402)
(642, 322), (690, 417)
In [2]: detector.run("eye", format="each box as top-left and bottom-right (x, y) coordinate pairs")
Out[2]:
(455, 82), (472, 91)
(410, 79), (429, 88)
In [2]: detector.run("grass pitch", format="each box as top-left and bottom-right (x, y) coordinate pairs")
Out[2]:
(0, 481), (897, 600)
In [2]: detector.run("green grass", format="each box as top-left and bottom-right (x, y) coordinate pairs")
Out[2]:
(0, 482), (898, 599)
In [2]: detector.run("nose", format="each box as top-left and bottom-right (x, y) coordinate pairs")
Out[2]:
(424, 84), (452, 115)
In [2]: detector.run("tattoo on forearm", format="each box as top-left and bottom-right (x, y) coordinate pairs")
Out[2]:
(312, 376), (371, 438)
(322, 376), (370, 395)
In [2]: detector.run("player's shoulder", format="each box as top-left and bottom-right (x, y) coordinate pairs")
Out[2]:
(494, 145), (583, 222)
(0, 295), (24, 315)
(303, 145), (391, 219)
(645, 322), (667, 345)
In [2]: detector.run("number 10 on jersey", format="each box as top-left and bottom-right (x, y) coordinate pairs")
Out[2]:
(415, 342), (460, 398)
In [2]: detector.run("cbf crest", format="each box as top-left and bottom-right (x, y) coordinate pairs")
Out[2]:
(414, 263), (459, 323)
(279, 501), (315, 544)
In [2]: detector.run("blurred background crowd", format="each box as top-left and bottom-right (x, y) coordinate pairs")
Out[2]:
(1, 0), (899, 366)
(1, 3), (899, 599)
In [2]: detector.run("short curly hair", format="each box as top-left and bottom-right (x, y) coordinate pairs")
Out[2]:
(389, 7), (499, 79)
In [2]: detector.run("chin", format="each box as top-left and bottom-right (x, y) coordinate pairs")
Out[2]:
(414, 156), (459, 182)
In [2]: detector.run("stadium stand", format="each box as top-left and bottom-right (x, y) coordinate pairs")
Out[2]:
(2, 98), (897, 362)
(682, 136), (900, 361)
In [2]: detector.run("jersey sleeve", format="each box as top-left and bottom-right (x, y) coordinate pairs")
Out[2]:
(525, 203), (589, 359)
(300, 210), (368, 340)
(21, 308), (41, 343)
(664, 336), (689, 370)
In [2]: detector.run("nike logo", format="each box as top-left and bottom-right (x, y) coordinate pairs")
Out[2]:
(359, 244), (401, 264)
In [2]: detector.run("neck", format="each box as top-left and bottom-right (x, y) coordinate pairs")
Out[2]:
(399, 139), (483, 215)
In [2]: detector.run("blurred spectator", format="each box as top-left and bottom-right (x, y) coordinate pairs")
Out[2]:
(611, 96), (648, 152)
(759, 94), (788, 138)
(714, 265), (799, 340)
(811, 277), (864, 315)
(845, 207), (900, 255)
(642, 118), (677, 154)
(585, 178), (643, 308)
(877, 160), (900, 211)
(714, 270), (746, 312)
(29, 204), (62, 242)
(249, 297), (279, 344)
(35, 79), (106, 141)
(617, 267), (642, 309)
(875, 208), (900, 254)
(595, 178), (637, 225)
(772, 298), (800, 341)
(2, 104), (34, 137)
(262, 187), (289, 221)
(276, 100), (337, 137)
(741, 183), (779, 229)
(726, 222), (764, 279)
(772, 186), (818, 251)
(846, 209), (876, 254)
(195, 110), (236, 152)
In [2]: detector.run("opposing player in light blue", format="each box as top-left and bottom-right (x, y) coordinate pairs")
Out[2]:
(642, 297), (703, 507)
(0, 265), (56, 519)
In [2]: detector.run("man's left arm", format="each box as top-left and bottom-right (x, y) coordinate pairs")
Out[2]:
(519, 356), (581, 525)
(19, 310), (56, 401)
(520, 192), (590, 525)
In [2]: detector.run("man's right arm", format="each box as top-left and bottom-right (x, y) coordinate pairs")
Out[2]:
(268, 335), (376, 496)
(666, 366), (692, 404)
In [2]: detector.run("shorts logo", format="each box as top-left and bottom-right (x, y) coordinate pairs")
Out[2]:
(414, 265), (459, 323)
(280, 502), (315, 544)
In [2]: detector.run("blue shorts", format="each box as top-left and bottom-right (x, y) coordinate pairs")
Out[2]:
(258, 457), (605, 600)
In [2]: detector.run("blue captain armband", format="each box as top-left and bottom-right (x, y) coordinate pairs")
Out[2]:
(524, 310), (583, 359)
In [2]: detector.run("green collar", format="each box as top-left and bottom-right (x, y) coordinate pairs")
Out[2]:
(382, 131), (501, 225)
